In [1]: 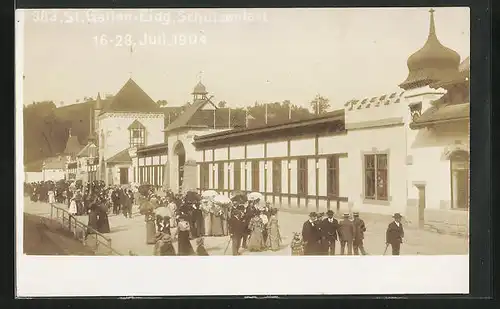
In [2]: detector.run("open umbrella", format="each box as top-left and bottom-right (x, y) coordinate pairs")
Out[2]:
(213, 195), (232, 205)
(155, 206), (170, 217)
(247, 192), (264, 201)
(201, 190), (219, 199)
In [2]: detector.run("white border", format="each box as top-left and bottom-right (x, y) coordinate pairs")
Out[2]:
(15, 9), (469, 297)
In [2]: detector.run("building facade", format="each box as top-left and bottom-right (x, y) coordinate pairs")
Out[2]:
(166, 9), (469, 232)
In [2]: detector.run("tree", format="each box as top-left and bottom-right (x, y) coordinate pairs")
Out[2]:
(157, 100), (168, 107)
(218, 101), (227, 108)
(310, 94), (330, 115)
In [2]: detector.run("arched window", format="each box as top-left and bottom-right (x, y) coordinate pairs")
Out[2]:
(450, 150), (469, 210)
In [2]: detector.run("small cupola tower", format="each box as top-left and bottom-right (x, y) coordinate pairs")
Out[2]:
(192, 81), (208, 101)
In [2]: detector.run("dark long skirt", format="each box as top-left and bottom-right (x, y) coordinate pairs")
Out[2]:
(97, 211), (110, 233)
(177, 230), (195, 256)
(146, 221), (156, 244)
(87, 212), (99, 235)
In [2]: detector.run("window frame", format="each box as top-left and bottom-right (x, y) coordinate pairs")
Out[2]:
(129, 128), (146, 148)
(251, 160), (260, 192)
(363, 153), (389, 201)
(218, 163), (225, 191)
(327, 155), (339, 197)
(272, 159), (282, 194)
(233, 161), (241, 191)
(297, 157), (308, 196)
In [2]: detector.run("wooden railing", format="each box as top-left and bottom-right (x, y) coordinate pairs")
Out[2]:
(49, 203), (123, 256)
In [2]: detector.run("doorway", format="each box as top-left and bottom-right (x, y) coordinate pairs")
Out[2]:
(450, 151), (469, 209)
(173, 142), (186, 191)
(119, 168), (129, 185)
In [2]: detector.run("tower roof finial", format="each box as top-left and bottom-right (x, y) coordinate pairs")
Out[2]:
(428, 8), (436, 38)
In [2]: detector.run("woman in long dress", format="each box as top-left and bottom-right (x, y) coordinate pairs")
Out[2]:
(96, 199), (110, 233)
(86, 203), (99, 236)
(266, 208), (281, 251)
(48, 190), (55, 204)
(247, 213), (266, 252)
(210, 203), (224, 236)
(68, 198), (78, 215)
(201, 199), (212, 236)
(177, 216), (195, 256)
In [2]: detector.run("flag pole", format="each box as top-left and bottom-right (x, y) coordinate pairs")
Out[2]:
(228, 107), (231, 128)
(265, 103), (268, 125)
(288, 103), (291, 120)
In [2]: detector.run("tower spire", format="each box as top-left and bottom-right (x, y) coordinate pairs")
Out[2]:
(428, 8), (436, 39)
(128, 45), (134, 78)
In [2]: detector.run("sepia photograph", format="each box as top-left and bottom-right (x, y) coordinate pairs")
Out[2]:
(16, 7), (470, 296)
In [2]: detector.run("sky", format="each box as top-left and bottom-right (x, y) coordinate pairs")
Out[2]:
(18, 7), (470, 110)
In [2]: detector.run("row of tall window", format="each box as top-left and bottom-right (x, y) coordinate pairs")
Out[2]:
(199, 156), (340, 197)
(199, 154), (390, 201)
(137, 165), (164, 187)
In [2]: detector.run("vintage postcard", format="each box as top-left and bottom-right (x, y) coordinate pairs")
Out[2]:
(16, 7), (470, 296)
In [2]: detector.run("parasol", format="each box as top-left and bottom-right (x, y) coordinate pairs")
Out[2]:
(212, 195), (232, 205)
(201, 190), (219, 199)
(155, 206), (170, 217)
(247, 192), (264, 201)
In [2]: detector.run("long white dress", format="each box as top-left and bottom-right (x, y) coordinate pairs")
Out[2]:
(48, 191), (55, 203)
(68, 199), (77, 215)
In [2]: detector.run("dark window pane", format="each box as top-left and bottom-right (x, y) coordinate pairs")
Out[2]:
(218, 164), (224, 190)
(273, 160), (281, 193)
(376, 169), (388, 200)
(234, 162), (241, 191)
(365, 170), (376, 199)
(377, 154), (387, 169)
(365, 155), (375, 169)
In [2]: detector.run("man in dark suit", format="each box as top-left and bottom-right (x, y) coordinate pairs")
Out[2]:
(339, 213), (354, 255)
(321, 210), (339, 255)
(386, 213), (404, 255)
(228, 210), (246, 256)
(302, 212), (321, 255)
(353, 212), (368, 255)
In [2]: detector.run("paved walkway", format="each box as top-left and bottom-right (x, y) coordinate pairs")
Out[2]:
(23, 198), (469, 256)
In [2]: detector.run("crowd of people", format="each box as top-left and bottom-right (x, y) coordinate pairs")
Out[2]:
(26, 180), (404, 256)
(299, 210), (404, 256)
(24, 180), (139, 235)
(142, 190), (282, 256)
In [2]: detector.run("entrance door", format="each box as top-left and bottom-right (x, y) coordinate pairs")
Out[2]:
(450, 151), (470, 209)
(120, 168), (129, 185)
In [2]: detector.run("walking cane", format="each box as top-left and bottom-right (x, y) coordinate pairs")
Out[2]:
(383, 243), (389, 256)
(223, 236), (232, 255)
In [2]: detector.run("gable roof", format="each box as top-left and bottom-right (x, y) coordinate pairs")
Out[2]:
(63, 134), (85, 155)
(127, 119), (146, 130)
(410, 102), (469, 129)
(101, 78), (163, 114)
(106, 148), (132, 164)
(164, 99), (218, 132)
(76, 143), (97, 157)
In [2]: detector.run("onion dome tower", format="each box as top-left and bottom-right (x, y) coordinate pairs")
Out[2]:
(399, 9), (461, 90)
(192, 81), (208, 101)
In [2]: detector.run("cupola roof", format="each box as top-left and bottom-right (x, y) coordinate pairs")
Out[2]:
(192, 81), (208, 95)
(399, 9), (461, 90)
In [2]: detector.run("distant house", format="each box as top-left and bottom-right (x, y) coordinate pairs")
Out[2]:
(41, 156), (67, 182)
